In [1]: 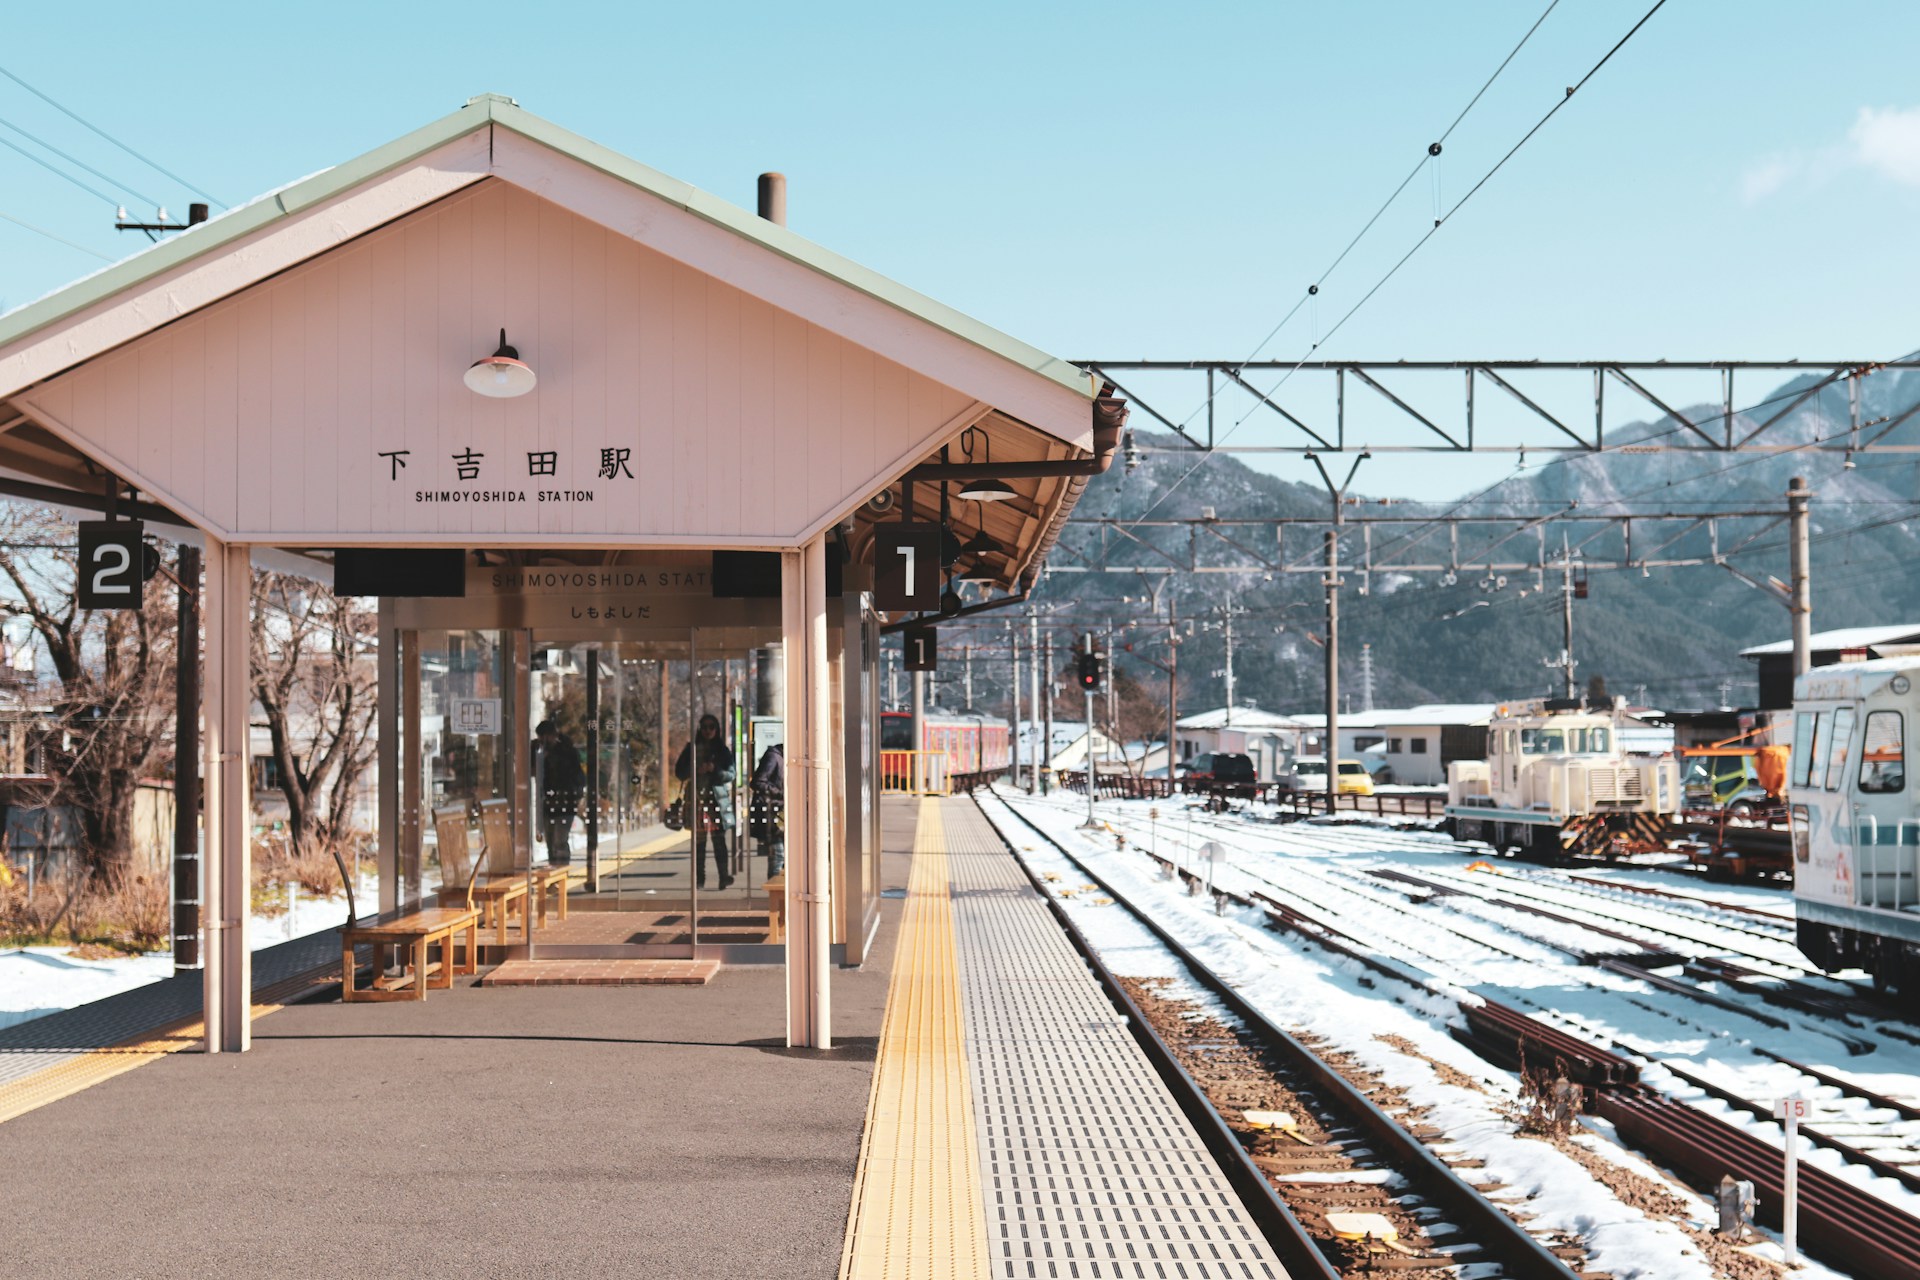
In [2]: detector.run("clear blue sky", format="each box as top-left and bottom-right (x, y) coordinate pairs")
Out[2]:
(2, 1), (1915, 498)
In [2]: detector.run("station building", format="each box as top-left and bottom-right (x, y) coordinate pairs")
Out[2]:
(0, 93), (1119, 1051)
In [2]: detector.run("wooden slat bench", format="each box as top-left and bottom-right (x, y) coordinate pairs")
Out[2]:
(340, 908), (480, 1002)
(765, 874), (786, 944)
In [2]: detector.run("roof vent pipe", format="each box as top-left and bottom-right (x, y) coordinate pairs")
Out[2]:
(757, 172), (786, 227)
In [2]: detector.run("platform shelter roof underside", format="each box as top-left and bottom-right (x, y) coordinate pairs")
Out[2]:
(0, 94), (1095, 572)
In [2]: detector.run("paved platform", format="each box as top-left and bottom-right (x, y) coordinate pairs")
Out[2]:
(841, 797), (1286, 1280)
(0, 801), (918, 1280)
(479, 957), (720, 985)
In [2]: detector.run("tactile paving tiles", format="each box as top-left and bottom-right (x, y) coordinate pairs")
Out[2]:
(942, 800), (1286, 1280)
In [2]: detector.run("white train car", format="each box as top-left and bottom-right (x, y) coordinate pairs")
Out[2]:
(1446, 697), (1680, 859)
(1788, 655), (1917, 993)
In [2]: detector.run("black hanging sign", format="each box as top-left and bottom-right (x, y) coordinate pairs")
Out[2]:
(77, 520), (145, 610)
(874, 522), (942, 613)
(903, 624), (938, 672)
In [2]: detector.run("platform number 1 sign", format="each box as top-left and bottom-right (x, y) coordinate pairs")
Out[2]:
(874, 523), (942, 613)
(77, 520), (146, 610)
(903, 625), (937, 672)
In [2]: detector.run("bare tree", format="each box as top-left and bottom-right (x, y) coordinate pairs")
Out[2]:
(250, 572), (378, 858)
(0, 506), (176, 876)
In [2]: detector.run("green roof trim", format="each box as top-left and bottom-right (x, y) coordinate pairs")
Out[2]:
(0, 94), (1092, 402)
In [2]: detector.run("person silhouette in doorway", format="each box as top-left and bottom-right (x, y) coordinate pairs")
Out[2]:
(535, 719), (585, 866)
(674, 714), (736, 890)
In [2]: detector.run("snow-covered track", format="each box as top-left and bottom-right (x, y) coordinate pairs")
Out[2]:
(988, 794), (1594, 1280)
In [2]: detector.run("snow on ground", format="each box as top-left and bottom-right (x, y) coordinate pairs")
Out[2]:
(0, 873), (376, 1032)
(988, 786), (1902, 1279)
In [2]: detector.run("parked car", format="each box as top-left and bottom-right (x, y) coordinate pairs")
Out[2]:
(1181, 751), (1258, 798)
(1293, 756), (1376, 796)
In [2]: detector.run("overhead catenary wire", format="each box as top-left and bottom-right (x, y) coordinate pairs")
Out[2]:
(0, 112), (159, 209)
(0, 130), (120, 206)
(0, 208), (114, 261)
(1125, 0), (1671, 529)
(0, 62), (226, 208)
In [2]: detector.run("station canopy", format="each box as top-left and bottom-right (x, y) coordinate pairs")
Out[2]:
(0, 93), (1105, 590)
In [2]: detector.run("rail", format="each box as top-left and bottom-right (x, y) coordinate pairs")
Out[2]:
(987, 794), (1587, 1280)
(1044, 770), (1448, 816)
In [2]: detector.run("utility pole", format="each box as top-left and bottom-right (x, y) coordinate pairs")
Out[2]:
(1221, 604), (1239, 725)
(1029, 612), (1042, 793)
(1080, 631), (1099, 829)
(1309, 451), (1368, 816)
(1544, 533), (1578, 699)
(1167, 597), (1180, 782)
(1106, 625), (1118, 777)
(1788, 476), (1813, 679)
(964, 643), (974, 712)
(1042, 629), (1055, 795)
(1359, 643), (1375, 713)
(1008, 619), (1022, 788)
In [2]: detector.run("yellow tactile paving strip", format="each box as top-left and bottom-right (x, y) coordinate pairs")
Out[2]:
(840, 799), (990, 1280)
(0, 968), (331, 1127)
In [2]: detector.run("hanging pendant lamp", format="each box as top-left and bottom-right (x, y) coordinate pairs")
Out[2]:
(464, 328), (538, 398)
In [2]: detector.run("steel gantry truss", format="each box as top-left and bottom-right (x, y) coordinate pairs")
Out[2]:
(1049, 510), (1792, 584)
(1079, 360), (1920, 455)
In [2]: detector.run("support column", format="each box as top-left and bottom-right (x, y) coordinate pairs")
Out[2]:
(202, 539), (251, 1054)
(172, 546), (201, 973)
(783, 538), (832, 1048)
(1788, 476), (1813, 679)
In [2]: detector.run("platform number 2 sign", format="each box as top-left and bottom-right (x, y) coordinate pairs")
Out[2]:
(875, 523), (942, 613)
(77, 520), (146, 610)
(903, 625), (937, 672)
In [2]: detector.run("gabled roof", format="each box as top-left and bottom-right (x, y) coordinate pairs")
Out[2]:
(0, 93), (1093, 405)
(1174, 707), (1303, 731)
(1741, 624), (1920, 658)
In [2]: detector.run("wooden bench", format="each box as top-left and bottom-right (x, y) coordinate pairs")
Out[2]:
(330, 842), (478, 1002)
(765, 874), (786, 944)
(433, 804), (532, 946)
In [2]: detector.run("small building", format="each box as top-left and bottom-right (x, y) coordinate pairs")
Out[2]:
(1173, 708), (1306, 783)
(1743, 624), (1920, 710)
(1283, 705), (1494, 785)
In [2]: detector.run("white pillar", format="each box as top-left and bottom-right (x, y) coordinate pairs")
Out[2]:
(202, 539), (252, 1054)
(783, 538), (832, 1048)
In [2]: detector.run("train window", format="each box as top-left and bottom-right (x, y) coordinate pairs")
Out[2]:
(1825, 706), (1856, 791)
(1520, 727), (1565, 754)
(1791, 804), (1810, 862)
(1583, 728), (1610, 753)
(1861, 711), (1905, 794)
(1792, 711), (1819, 788)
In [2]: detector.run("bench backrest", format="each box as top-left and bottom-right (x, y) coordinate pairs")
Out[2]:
(479, 799), (516, 875)
(433, 805), (474, 888)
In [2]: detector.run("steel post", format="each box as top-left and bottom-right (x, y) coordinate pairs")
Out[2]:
(201, 539), (251, 1054)
(172, 545), (200, 973)
(1788, 476), (1813, 679)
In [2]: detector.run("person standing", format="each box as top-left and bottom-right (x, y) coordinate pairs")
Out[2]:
(674, 714), (736, 890)
(751, 740), (785, 878)
(534, 719), (585, 866)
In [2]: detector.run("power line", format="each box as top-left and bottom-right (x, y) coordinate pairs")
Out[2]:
(0, 208), (113, 261)
(0, 112), (158, 208)
(0, 130), (118, 205)
(1125, 0), (1670, 527)
(0, 63), (225, 208)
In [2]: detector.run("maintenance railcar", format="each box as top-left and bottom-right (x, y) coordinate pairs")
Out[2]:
(879, 710), (1012, 788)
(1788, 656), (1919, 994)
(1446, 697), (1681, 860)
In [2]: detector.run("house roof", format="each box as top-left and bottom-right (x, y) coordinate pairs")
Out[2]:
(1288, 704), (1496, 729)
(1740, 624), (1920, 658)
(0, 94), (1093, 405)
(1174, 707), (1304, 731)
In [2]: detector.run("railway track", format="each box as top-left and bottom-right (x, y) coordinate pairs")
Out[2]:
(987, 795), (1598, 1280)
(1005, 789), (1920, 1277)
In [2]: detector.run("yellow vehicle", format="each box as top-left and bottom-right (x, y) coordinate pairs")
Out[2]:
(1295, 757), (1375, 796)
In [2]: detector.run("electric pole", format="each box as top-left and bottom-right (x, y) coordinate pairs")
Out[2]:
(1041, 629), (1055, 796)
(1167, 597), (1180, 783)
(1080, 632), (1099, 828)
(1789, 476), (1813, 679)
(1008, 619), (1022, 788)
(1309, 451), (1367, 817)
(1359, 643), (1375, 713)
(1544, 533), (1578, 699)
(964, 643), (974, 712)
(1029, 612), (1042, 793)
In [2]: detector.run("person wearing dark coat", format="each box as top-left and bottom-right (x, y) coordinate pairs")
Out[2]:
(534, 719), (585, 865)
(674, 714), (736, 890)
(751, 741), (785, 877)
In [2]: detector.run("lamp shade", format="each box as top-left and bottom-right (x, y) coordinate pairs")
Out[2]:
(958, 477), (1017, 502)
(465, 329), (537, 398)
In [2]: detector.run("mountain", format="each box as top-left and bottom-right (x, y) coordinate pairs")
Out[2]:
(1032, 365), (1920, 715)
